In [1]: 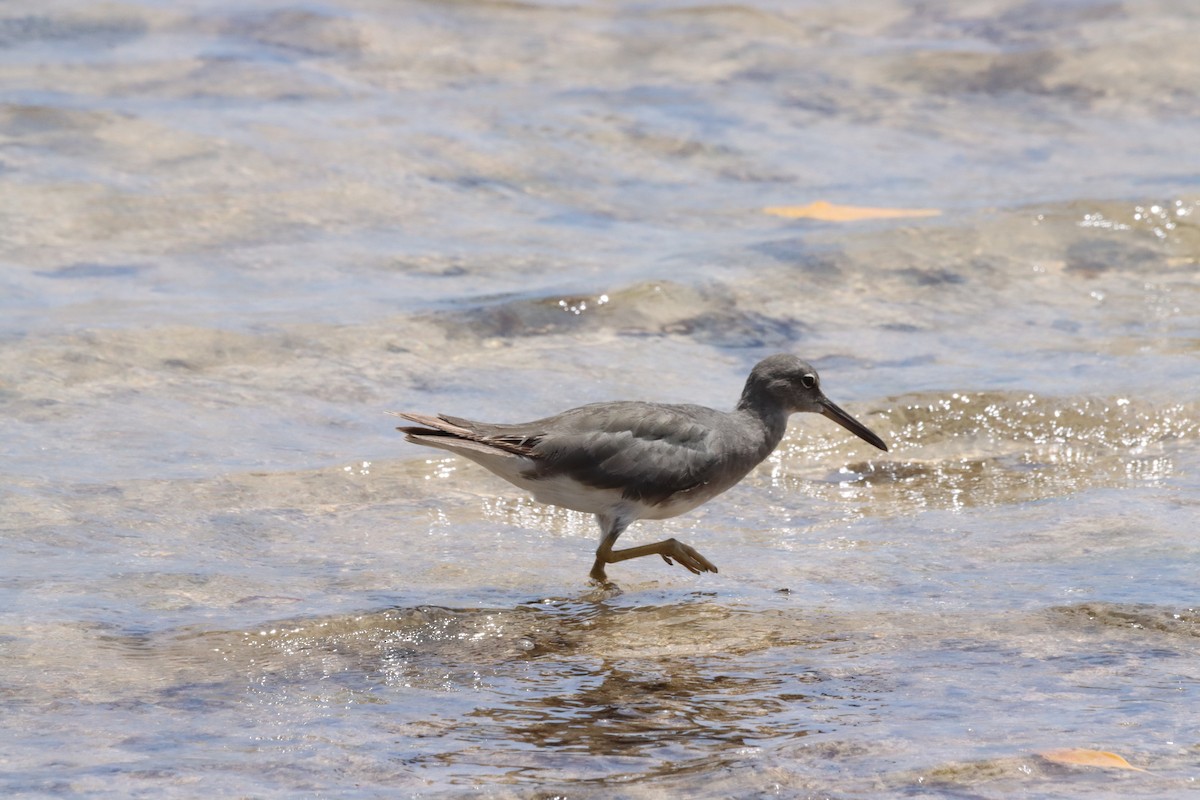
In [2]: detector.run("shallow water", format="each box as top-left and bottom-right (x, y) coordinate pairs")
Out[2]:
(1, 0), (1198, 797)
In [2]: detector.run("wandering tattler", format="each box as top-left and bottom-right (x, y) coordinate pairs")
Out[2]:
(397, 354), (887, 583)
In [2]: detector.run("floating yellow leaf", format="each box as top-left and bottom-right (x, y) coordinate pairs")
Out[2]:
(1039, 748), (1147, 772)
(764, 201), (941, 222)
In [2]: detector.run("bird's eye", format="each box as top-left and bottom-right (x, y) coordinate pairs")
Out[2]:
(800, 373), (817, 389)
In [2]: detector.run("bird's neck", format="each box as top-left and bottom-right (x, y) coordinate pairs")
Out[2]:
(734, 393), (790, 459)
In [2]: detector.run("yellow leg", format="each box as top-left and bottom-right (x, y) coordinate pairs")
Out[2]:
(589, 514), (718, 582)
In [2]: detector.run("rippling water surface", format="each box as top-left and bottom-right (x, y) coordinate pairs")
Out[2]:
(1, 0), (1198, 797)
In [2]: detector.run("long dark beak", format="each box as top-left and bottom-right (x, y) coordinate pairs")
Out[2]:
(820, 398), (888, 451)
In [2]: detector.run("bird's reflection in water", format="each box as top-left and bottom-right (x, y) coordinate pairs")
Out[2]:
(473, 658), (822, 761)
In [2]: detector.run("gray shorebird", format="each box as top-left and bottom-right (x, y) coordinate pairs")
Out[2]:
(396, 354), (887, 583)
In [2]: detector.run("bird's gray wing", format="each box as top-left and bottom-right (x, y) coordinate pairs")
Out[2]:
(525, 403), (728, 506)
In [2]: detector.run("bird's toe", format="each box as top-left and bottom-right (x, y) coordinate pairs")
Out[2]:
(666, 539), (718, 575)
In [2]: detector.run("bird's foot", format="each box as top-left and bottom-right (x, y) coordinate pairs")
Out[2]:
(659, 538), (719, 576)
(585, 578), (623, 598)
(588, 560), (611, 585)
(590, 537), (718, 582)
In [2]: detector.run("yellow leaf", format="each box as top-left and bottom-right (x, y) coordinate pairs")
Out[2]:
(1039, 748), (1147, 772)
(764, 201), (941, 222)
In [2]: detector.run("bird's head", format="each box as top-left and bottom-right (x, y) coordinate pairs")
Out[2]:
(742, 354), (888, 451)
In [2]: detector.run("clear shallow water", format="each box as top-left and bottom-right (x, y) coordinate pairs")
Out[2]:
(1, 0), (1198, 797)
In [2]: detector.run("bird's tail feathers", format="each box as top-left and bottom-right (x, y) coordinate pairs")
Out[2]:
(391, 411), (540, 457)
